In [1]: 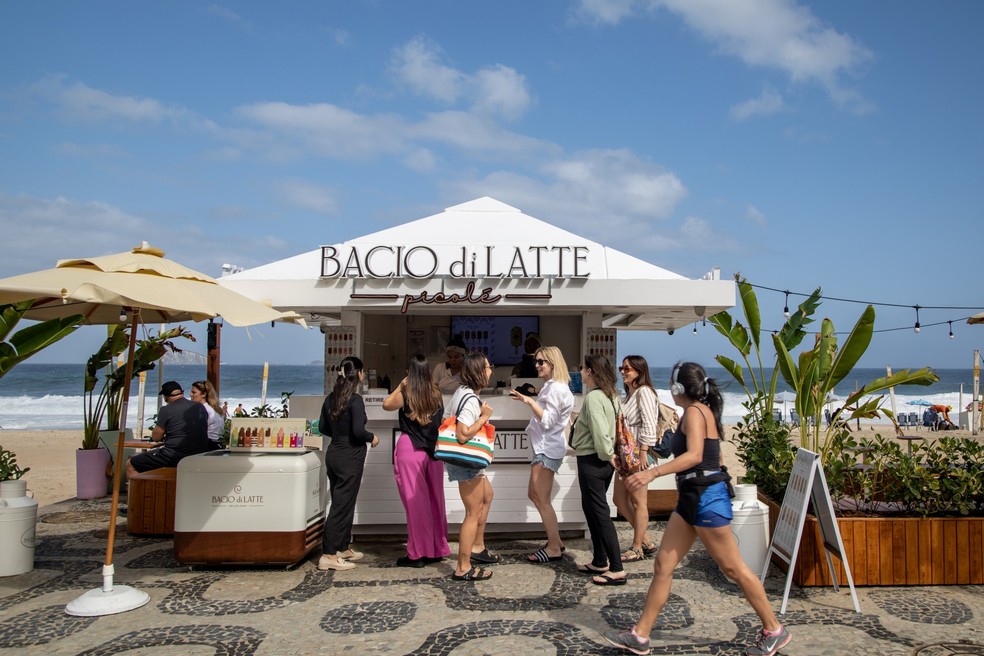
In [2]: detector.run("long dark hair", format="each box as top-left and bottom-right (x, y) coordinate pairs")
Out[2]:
(621, 354), (654, 397)
(404, 353), (442, 424)
(459, 352), (490, 391)
(673, 361), (724, 437)
(329, 356), (364, 420)
(584, 354), (617, 400)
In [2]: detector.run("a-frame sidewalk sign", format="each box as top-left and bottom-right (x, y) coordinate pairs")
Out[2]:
(761, 448), (861, 614)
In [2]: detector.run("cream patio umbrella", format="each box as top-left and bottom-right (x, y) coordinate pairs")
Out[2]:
(0, 242), (305, 616)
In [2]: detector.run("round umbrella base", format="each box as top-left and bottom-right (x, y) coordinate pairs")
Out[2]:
(65, 585), (150, 616)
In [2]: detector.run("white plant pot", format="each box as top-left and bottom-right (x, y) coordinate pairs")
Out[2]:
(0, 479), (38, 576)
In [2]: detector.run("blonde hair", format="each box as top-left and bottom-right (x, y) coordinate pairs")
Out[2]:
(536, 346), (570, 384)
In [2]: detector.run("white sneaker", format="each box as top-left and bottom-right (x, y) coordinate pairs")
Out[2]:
(317, 555), (355, 571)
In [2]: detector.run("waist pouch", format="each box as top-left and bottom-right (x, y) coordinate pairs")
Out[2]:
(675, 468), (734, 525)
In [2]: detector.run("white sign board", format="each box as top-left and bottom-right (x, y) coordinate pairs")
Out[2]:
(763, 448), (860, 614)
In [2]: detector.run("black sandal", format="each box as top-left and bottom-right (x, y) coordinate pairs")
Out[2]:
(452, 566), (493, 581)
(470, 548), (501, 564)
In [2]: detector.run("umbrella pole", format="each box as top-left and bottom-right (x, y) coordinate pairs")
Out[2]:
(66, 309), (150, 616)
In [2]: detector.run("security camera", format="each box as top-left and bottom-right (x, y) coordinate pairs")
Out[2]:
(667, 329), (675, 336)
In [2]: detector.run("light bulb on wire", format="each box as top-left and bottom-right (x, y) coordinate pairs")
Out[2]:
(948, 321), (954, 340)
(913, 306), (921, 334)
(783, 291), (790, 319)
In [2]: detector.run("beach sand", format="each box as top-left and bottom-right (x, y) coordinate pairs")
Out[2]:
(2, 425), (982, 508)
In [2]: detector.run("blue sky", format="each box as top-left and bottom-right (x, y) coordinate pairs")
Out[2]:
(1, 0), (982, 370)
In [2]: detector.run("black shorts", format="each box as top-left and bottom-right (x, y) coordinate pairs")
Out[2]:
(129, 446), (181, 473)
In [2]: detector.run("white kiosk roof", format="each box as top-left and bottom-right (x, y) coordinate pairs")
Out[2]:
(220, 197), (733, 331)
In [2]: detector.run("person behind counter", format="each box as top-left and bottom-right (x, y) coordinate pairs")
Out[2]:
(382, 353), (451, 568)
(510, 345), (574, 563)
(432, 334), (468, 394)
(613, 356), (662, 562)
(317, 356), (379, 572)
(570, 354), (625, 586)
(126, 381), (210, 476)
(511, 332), (542, 378)
(447, 352), (497, 581)
(190, 380), (225, 449)
(606, 362), (791, 656)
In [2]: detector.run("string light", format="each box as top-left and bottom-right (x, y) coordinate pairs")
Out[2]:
(783, 291), (790, 319)
(949, 321), (954, 340)
(692, 323), (698, 335)
(119, 308), (127, 322)
(913, 306), (921, 334)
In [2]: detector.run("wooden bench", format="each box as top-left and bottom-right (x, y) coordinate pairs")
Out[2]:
(127, 467), (177, 536)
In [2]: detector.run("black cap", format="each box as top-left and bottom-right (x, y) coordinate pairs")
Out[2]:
(159, 381), (183, 397)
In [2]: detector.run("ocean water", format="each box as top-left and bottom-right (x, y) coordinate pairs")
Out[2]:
(0, 364), (979, 431)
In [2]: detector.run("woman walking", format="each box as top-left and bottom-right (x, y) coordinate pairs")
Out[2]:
(605, 362), (790, 656)
(510, 345), (574, 563)
(570, 354), (625, 586)
(612, 356), (661, 562)
(317, 356), (379, 571)
(382, 354), (451, 567)
(446, 352), (497, 581)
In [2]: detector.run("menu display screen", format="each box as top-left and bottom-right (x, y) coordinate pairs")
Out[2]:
(450, 316), (539, 366)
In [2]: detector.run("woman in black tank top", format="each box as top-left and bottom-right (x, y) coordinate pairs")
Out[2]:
(604, 362), (791, 656)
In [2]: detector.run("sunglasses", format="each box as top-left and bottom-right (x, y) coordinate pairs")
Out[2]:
(535, 358), (549, 366)
(619, 366), (634, 373)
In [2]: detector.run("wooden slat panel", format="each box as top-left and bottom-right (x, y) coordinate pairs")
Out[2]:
(799, 520), (819, 586)
(944, 520), (958, 584)
(905, 521), (920, 585)
(918, 520), (932, 584)
(853, 521), (868, 586)
(892, 521), (906, 585)
(865, 522), (880, 585)
(930, 520), (944, 584)
(879, 520), (894, 585)
(836, 518), (852, 586)
(971, 519), (983, 585)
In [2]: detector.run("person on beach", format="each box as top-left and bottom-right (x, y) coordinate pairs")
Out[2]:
(605, 362), (791, 656)
(510, 345), (574, 563)
(432, 334), (468, 394)
(127, 381), (210, 476)
(570, 354), (625, 586)
(447, 352), (498, 581)
(613, 355), (663, 562)
(382, 354), (451, 567)
(317, 356), (379, 571)
(190, 380), (225, 448)
(233, 403), (246, 417)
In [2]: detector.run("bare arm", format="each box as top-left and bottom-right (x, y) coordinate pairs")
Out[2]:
(382, 378), (407, 411)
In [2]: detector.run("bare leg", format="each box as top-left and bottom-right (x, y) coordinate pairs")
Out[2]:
(470, 476), (494, 555)
(634, 512), (696, 636)
(125, 458), (138, 479)
(455, 478), (485, 576)
(696, 525), (781, 632)
(528, 463), (563, 556)
(612, 475), (631, 524)
(628, 482), (652, 551)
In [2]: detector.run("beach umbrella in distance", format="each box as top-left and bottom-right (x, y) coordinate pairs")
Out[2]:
(968, 311), (984, 325)
(909, 399), (933, 407)
(0, 242), (305, 616)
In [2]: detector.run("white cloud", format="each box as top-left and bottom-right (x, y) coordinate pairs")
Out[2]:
(412, 111), (552, 156)
(206, 5), (252, 33)
(391, 36), (465, 104)
(575, 0), (873, 113)
(274, 179), (340, 215)
(729, 86), (785, 121)
(403, 148), (438, 172)
(391, 36), (532, 120)
(745, 205), (767, 228)
(30, 75), (189, 124)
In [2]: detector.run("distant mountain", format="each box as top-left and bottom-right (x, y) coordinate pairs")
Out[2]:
(162, 350), (207, 365)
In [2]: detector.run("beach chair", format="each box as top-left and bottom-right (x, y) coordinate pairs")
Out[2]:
(790, 411), (800, 427)
(897, 413), (909, 429)
(908, 412), (920, 430)
(772, 409), (783, 424)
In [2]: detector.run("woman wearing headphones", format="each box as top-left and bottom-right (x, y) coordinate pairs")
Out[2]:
(605, 361), (790, 656)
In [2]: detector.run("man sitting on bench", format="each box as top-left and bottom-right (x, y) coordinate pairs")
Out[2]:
(126, 381), (210, 477)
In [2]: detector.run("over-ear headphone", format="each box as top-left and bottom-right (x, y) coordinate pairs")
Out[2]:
(670, 363), (684, 396)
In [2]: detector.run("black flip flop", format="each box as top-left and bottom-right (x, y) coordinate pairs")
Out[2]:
(577, 563), (609, 574)
(452, 566), (493, 581)
(470, 548), (501, 564)
(592, 573), (627, 586)
(527, 548), (563, 563)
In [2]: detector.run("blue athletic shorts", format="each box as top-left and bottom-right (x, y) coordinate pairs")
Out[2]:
(693, 481), (733, 528)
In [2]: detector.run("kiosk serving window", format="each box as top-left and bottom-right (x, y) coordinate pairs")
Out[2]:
(450, 315), (539, 365)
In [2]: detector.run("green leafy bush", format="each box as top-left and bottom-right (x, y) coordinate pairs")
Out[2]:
(0, 444), (29, 481)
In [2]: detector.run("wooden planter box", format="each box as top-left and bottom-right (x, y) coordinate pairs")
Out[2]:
(760, 494), (984, 586)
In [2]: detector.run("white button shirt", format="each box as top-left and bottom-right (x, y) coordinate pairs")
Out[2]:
(525, 378), (575, 460)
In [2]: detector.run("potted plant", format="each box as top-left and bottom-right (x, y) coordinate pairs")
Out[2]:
(710, 278), (984, 587)
(80, 325), (195, 499)
(0, 444), (39, 576)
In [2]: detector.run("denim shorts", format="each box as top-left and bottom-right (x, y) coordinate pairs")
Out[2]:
(531, 452), (564, 474)
(693, 481), (734, 528)
(446, 462), (485, 483)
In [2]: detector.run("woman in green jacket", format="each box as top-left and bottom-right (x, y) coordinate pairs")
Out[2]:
(570, 354), (625, 585)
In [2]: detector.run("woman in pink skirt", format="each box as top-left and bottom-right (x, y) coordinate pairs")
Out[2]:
(382, 353), (451, 567)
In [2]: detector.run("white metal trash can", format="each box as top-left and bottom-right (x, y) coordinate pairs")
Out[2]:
(0, 479), (38, 577)
(728, 483), (769, 581)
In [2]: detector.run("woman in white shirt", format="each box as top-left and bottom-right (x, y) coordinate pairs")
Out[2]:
(511, 346), (575, 563)
(191, 380), (225, 447)
(613, 356), (662, 561)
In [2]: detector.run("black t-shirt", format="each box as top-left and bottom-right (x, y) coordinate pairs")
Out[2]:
(398, 400), (444, 457)
(319, 393), (374, 448)
(156, 397), (209, 455)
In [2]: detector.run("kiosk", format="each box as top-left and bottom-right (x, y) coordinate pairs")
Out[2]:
(221, 197), (735, 534)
